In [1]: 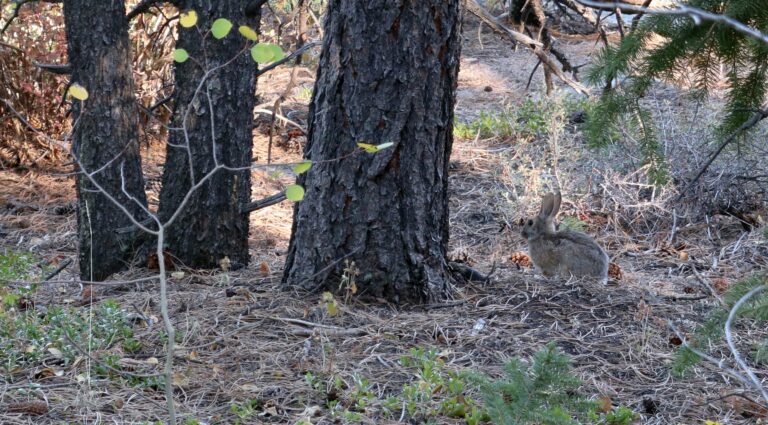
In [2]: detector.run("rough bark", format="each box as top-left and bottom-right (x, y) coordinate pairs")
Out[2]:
(63, 0), (148, 281)
(158, 1), (259, 269)
(282, 0), (462, 304)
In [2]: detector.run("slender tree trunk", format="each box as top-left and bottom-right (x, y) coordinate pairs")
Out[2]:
(158, 1), (259, 269)
(63, 0), (148, 281)
(282, 0), (462, 304)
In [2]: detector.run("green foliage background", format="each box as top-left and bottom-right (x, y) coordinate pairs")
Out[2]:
(586, 0), (768, 184)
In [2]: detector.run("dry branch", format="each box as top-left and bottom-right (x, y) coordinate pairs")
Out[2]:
(464, 0), (589, 95)
(677, 109), (768, 201)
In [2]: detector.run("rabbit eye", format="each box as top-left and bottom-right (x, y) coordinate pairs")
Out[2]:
(527, 219), (533, 226)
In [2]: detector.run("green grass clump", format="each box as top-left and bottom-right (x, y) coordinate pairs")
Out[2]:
(454, 97), (578, 140)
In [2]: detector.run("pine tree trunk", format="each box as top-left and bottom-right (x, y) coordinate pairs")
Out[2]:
(282, 0), (462, 304)
(158, 1), (259, 269)
(63, 0), (148, 281)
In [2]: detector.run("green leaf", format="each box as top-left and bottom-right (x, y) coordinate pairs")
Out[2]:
(356, 142), (378, 153)
(68, 84), (89, 101)
(172, 48), (189, 63)
(292, 160), (312, 174)
(179, 10), (198, 28)
(250, 44), (273, 63)
(238, 25), (258, 41)
(266, 43), (284, 61)
(375, 142), (394, 151)
(211, 18), (233, 39)
(285, 185), (305, 202)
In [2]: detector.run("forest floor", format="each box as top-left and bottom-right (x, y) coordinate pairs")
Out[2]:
(2, 12), (768, 425)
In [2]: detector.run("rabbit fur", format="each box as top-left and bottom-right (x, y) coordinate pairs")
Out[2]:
(522, 192), (609, 283)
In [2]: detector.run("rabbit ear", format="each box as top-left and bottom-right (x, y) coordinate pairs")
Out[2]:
(538, 193), (554, 219)
(550, 192), (562, 218)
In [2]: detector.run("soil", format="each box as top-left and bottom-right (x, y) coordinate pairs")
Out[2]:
(1, 10), (767, 425)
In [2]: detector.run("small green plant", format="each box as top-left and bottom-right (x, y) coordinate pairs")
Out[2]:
(0, 299), (141, 383)
(398, 347), (488, 423)
(230, 399), (261, 425)
(468, 343), (635, 425)
(602, 406), (639, 425)
(454, 110), (517, 139)
(0, 249), (36, 282)
(454, 97), (570, 141)
(468, 343), (591, 424)
(560, 216), (587, 232)
(516, 97), (551, 136)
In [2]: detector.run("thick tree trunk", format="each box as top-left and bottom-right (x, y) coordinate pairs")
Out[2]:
(63, 0), (148, 281)
(158, 1), (259, 269)
(282, 0), (462, 304)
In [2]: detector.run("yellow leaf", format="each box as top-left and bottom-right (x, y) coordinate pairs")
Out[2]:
(238, 25), (258, 41)
(356, 142), (378, 153)
(179, 10), (198, 28)
(145, 357), (159, 365)
(68, 83), (89, 101)
(292, 160), (312, 174)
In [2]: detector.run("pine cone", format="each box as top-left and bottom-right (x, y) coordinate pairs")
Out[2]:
(608, 262), (622, 280)
(510, 251), (532, 268)
(712, 277), (729, 293)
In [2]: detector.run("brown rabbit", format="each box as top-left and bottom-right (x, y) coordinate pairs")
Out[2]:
(521, 192), (609, 284)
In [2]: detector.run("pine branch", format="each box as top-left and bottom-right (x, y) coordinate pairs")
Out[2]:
(575, 0), (768, 45)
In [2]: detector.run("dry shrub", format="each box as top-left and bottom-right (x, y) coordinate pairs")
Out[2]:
(0, 2), (68, 168)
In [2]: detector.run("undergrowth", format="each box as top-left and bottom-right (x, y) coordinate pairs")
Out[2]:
(0, 297), (154, 387)
(454, 97), (586, 140)
(0, 248), (36, 282)
(673, 273), (768, 376)
(297, 343), (637, 424)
